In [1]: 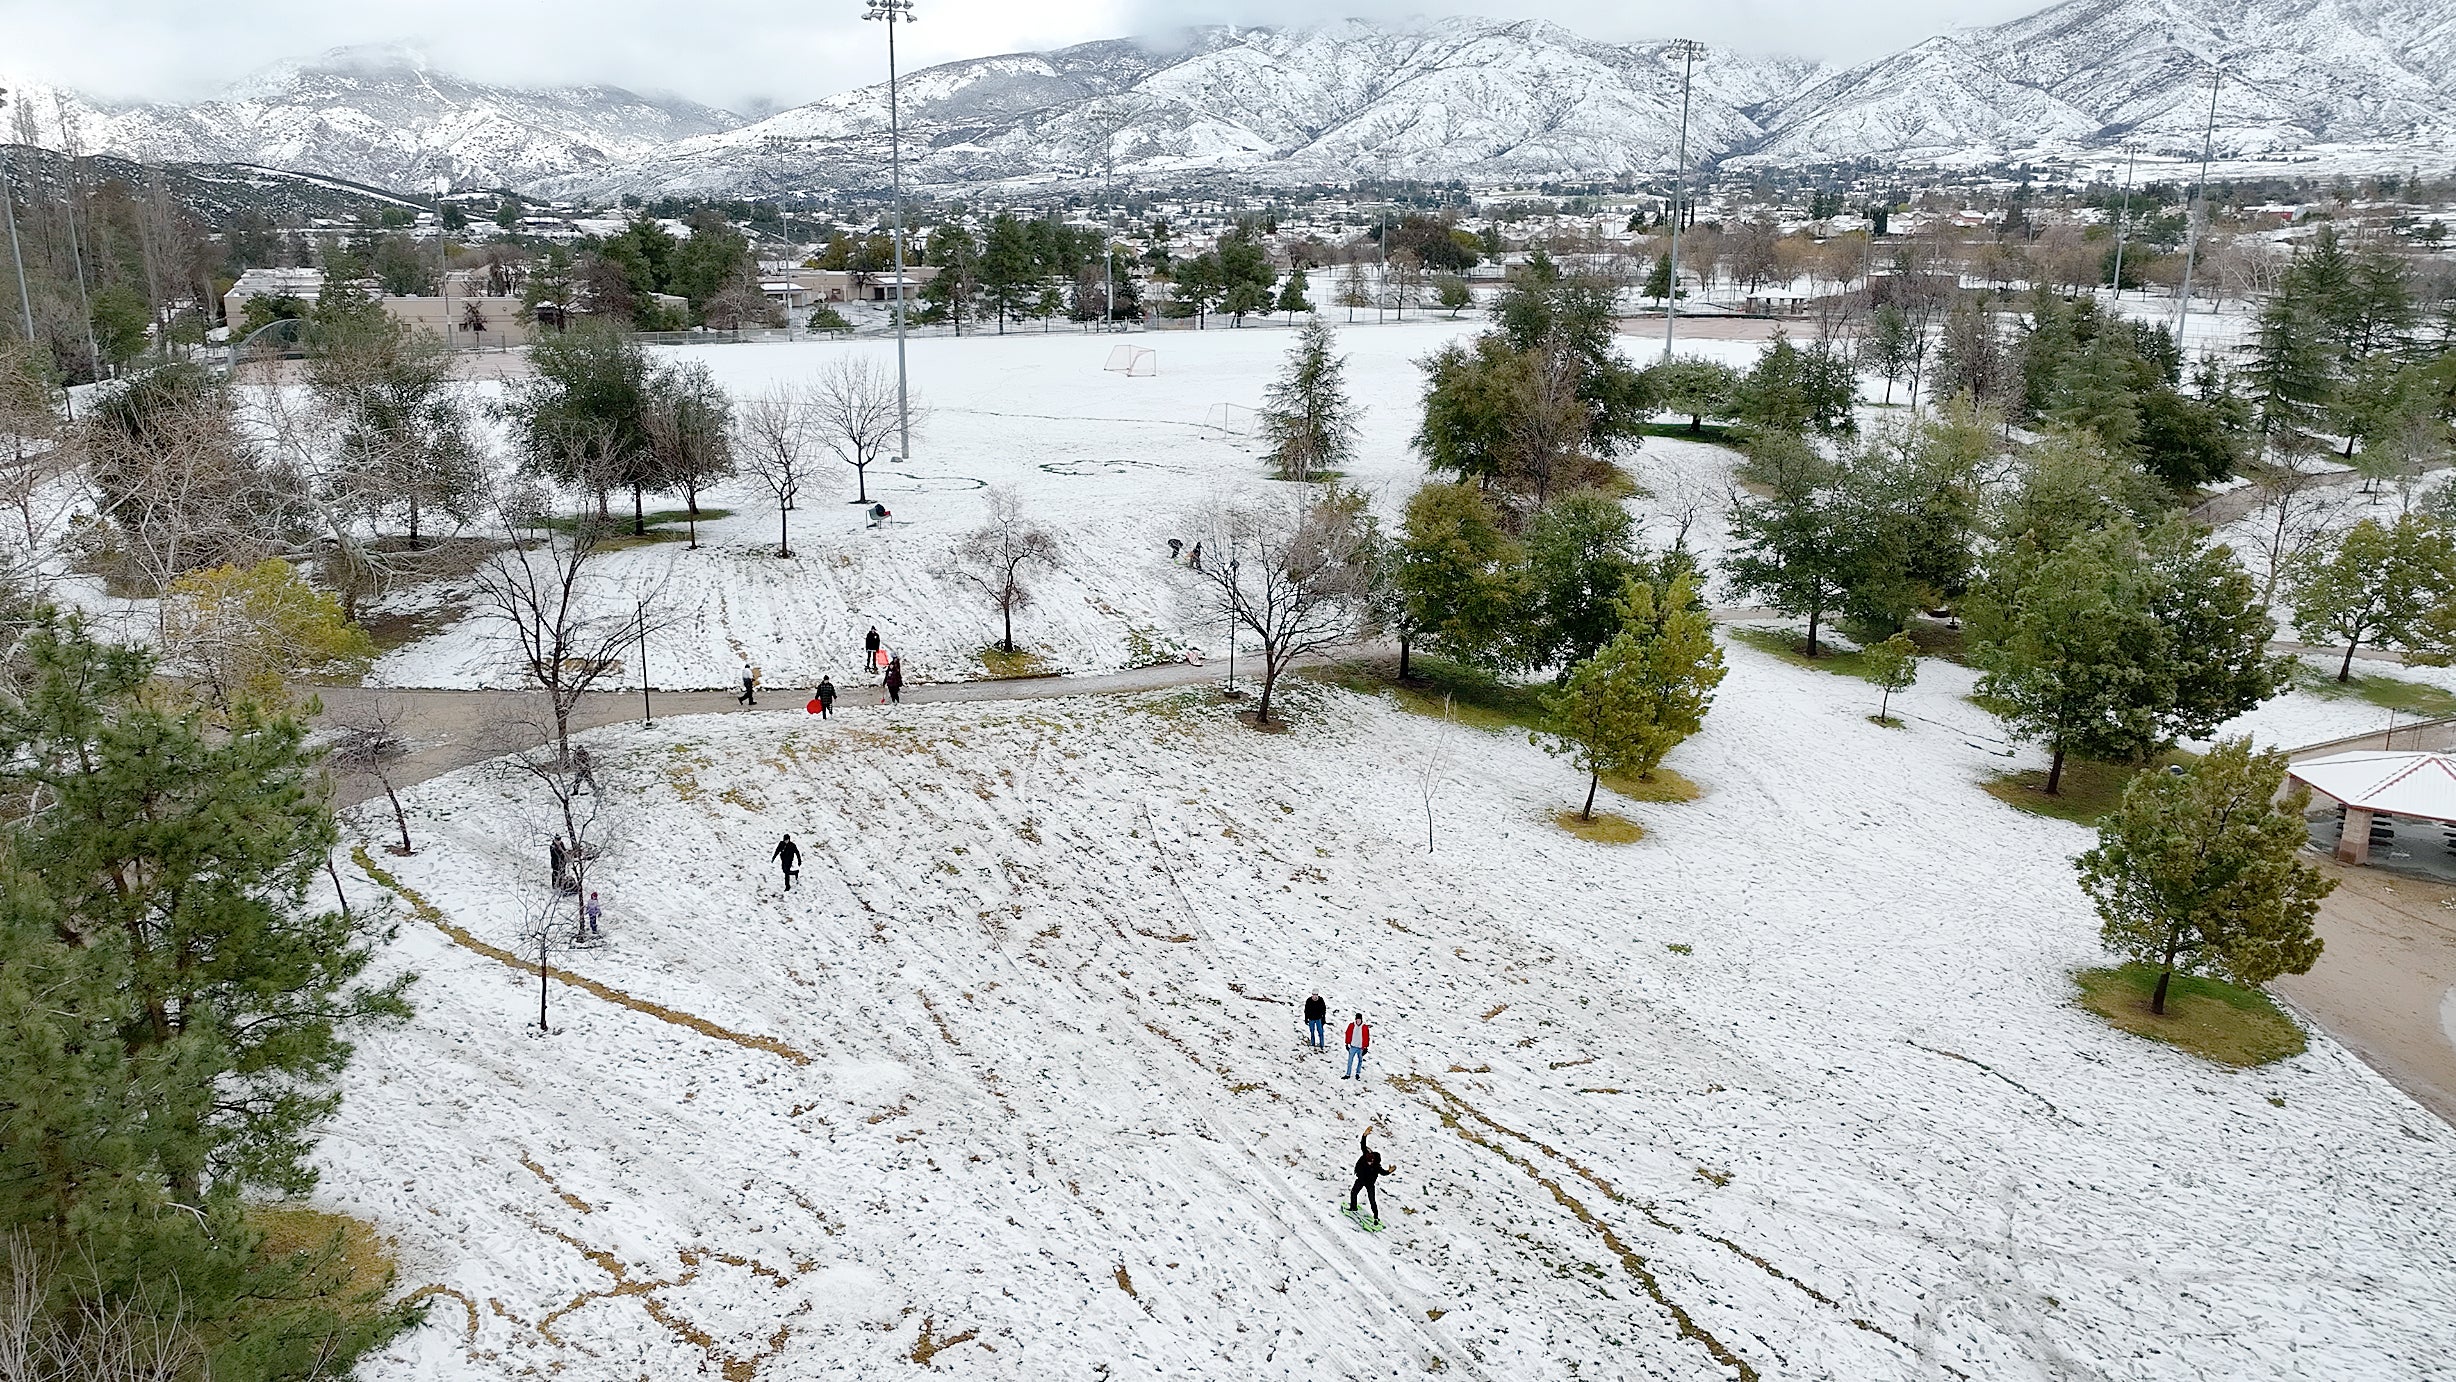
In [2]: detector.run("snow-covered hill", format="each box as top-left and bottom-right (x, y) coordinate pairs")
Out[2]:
(11, 0), (2454, 196)
(5, 45), (743, 192)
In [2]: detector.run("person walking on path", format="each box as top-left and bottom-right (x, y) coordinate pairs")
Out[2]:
(815, 676), (837, 718)
(884, 657), (903, 705)
(737, 661), (759, 706)
(1304, 993), (1328, 1050)
(1342, 1013), (1370, 1079)
(772, 833), (802, 892)
(864, 626), (882, 673)
(1348, 1131), (1395, 1222)
(581, 891), (603, 941)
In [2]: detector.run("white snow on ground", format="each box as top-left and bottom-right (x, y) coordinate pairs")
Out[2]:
(329, 639), (2456, 1381)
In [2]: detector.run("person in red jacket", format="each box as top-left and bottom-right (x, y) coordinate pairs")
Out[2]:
(1342, 1013), (1370, 1079)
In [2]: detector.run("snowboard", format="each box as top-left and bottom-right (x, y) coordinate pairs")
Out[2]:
(1342, 1206), (1384, 1233)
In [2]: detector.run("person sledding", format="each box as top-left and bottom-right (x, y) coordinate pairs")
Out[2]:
(1347, 1130), (1395, 1228)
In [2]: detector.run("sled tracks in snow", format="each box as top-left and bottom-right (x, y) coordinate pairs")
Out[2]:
(353, 846), (814, 1067)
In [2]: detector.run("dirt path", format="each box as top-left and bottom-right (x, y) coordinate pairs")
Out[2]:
(314, 659), (1244, 810)
(2272, 862), (2456, 1127)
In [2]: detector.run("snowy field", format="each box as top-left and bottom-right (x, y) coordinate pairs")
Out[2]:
(348, 320), (1767, 693)
(330, 639), (2456, 1382)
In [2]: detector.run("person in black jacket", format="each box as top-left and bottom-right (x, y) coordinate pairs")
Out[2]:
(864, 625), (882, 670)
(772, 833), (801, 891)
(1303, 993), (1328, 1050)
(1348, 1131), (1394, 1222)
(816, 676), (837, 718)
(884, 657), (904, 705)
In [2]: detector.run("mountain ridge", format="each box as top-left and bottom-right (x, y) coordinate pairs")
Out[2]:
(7, 1), (2451, 199)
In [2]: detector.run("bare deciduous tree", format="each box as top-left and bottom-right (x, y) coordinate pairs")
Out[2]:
(1194, 488), (1376, 725)
(473, 488), (666, 762)
(2243, 464), (2361, 609)
(329, 695), (417, 856)
(952, 487), (1061, 654)
(734, 385), (818, 557)
(810, 356), (923, 504)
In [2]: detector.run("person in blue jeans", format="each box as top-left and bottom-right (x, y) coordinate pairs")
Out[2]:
(1342, 1013), (1371, 1079)
(1303, 993), (1328, 1050)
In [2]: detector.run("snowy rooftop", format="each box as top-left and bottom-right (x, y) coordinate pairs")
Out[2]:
(2290, 751), (2456, 823)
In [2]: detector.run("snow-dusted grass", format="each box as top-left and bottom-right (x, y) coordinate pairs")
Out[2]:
(327, 637), (2456, 1381)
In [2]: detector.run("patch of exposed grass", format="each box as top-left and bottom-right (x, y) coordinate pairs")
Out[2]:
(1983, 748), (2199, 826)
(1604, 767), (1701, 803)
(1553, 809), (1645, 844)
(1309, 655), (1548, 736)
(1729, 626), (1884, 681)
(1634, 420), (1741, 444)
(249, 1205), (396, 1294)
(358, 602), (465, 655)
(1869, 714), (1905, 729)
(2295, 663), (2456, 719)
(2074, 964), (2308, 1068)
(535, 506), (735, 550)
(976, 645), (1055, 678)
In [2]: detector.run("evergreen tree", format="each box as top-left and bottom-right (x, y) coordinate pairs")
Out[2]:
(1259, 317), (1358, 483)
(1534, 573), (1725, 819)
(2244, 294), (2334, 454)
(508, 321), (662, 532)
(920, 222), (981, 333)
(2288, 513), (2456, 680)
(1643, 252), (1673, 303)
(1865, 303), (1918, 405)
(1734, 330), (1858, 436)
(2077, 737), (2331, 1014)
(1276, 268), (1314, 321)
(1392, 483), (1522, 675)
(978, 213), (1039, 333)
(0, 613), (415, 1378)
(1721, 436), (1867, 656)
(305, 297), (485, 549)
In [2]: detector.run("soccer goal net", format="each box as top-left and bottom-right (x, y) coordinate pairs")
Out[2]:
(1202, 403), (1260, 436)
(1104, 345), (1158, 377)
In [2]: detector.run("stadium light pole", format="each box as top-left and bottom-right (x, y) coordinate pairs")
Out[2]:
(865, 0), (917, 462)
(0, 88), (36, 344)
(2173, 63), (2222, 349)
(1662, 39), (1705, 359)
(2108, 142), (2136, 298)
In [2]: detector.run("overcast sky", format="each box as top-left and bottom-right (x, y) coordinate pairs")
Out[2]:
(3, 0), (2049, 112)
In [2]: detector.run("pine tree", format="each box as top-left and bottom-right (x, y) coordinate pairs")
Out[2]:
(1260, 317), (1358, 483)
(1865, 303), (1918, 405)
(1533, 573), (1725, 819)
(2077, 737), (2332, 1014)
(978, 213), (1039, 333)
(2243, 294), (2334, 454)
(1276, 268), (1313, 321)
(0, 613), (415, 1378)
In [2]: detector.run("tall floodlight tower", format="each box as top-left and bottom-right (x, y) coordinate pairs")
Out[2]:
(2108, 143), (2137, 297)
(865, 0), (917, 460)
(2173, 64), (2223, 348)
(1662, 39), (1705, 358)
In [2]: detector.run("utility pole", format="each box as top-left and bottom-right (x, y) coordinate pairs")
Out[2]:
(1662, 39), (1705, 358)
(2173, 64), (2223, 347)
(2109, 142), (2137, 298)
(1376, 210), (1386, 325)
(436, 171), (452, 348)
(865, 0), (918, 462)
(0, 87), (36, 344)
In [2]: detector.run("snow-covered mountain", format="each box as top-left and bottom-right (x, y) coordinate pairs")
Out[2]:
(1743, 0), (2456, 167)
(10, 0), (2454, 198)
(551, 20), (1822, 199)
(5, 45), (743, 193)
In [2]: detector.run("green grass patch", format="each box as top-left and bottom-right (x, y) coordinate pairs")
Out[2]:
(535, 506), (735, 549)
(1729, 626), (1885, 681)
(1982, 748), (2199, 826)
(976, 645), (1055, 678)
(1868, 714), (1905, 729)
(1604, 766), (1702, 803)
(2074, 964), (2308, 1067)
(1635, 420), (1742, 444)
(2294, 663), (2456, 719)
(1553, 809), (1645, 844)
(1309, 654), (1551, 736)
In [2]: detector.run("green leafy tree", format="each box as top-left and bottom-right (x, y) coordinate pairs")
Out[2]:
(1392, 482), (1521, 675)
(1642, 252), (1673, 303)
(1433, 274), (1473, 317)
(1721, 436), (1867, 656)
(507, 321), (657, 531)
(1864, 631), (1919, 723)
(2244, 294), (2335, 455)
(2288, 513), (2456, 680)
(161, 559), (377, 710)
(1865, 303), (1919, 405)
(0, 613), (416, 1379)
(919, 222), (981, 333)
(1172, 251), (1225, 326)
(978, 212), (1039, 333)
(2077, 737), (2332, 1014)
(1260, 316), (1358, 483)
(641, 358), (737, 541)
(305, 298), (484, 549)
(1519, 491), (1642, 674)
(1642, 355), (1743, 433)
(1533, 573), (1725, 819)
(1490, 269), (1652, 453)
(1735, 330), (1859, 436)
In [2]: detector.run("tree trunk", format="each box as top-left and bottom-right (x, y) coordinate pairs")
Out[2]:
(539, 929), (551, 1032)
(779, 504), (791, 559)
(2045, 742), (2067, 796)
(856, 464), (868, 504)
(1398, 634), (1411, 681)
(1805, 607), (1822, 658)
(1689, 414), (1702, 433)
(632, 485), (645, 536)
(1581, 770), (1599, 821)
(1256, 660), (1277, 725)
(384, 776), (413, 854)
(2339, 636), (2361, 682)
(2151, 966), (2173, 1015)
(1001, 600), (1015, 654)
